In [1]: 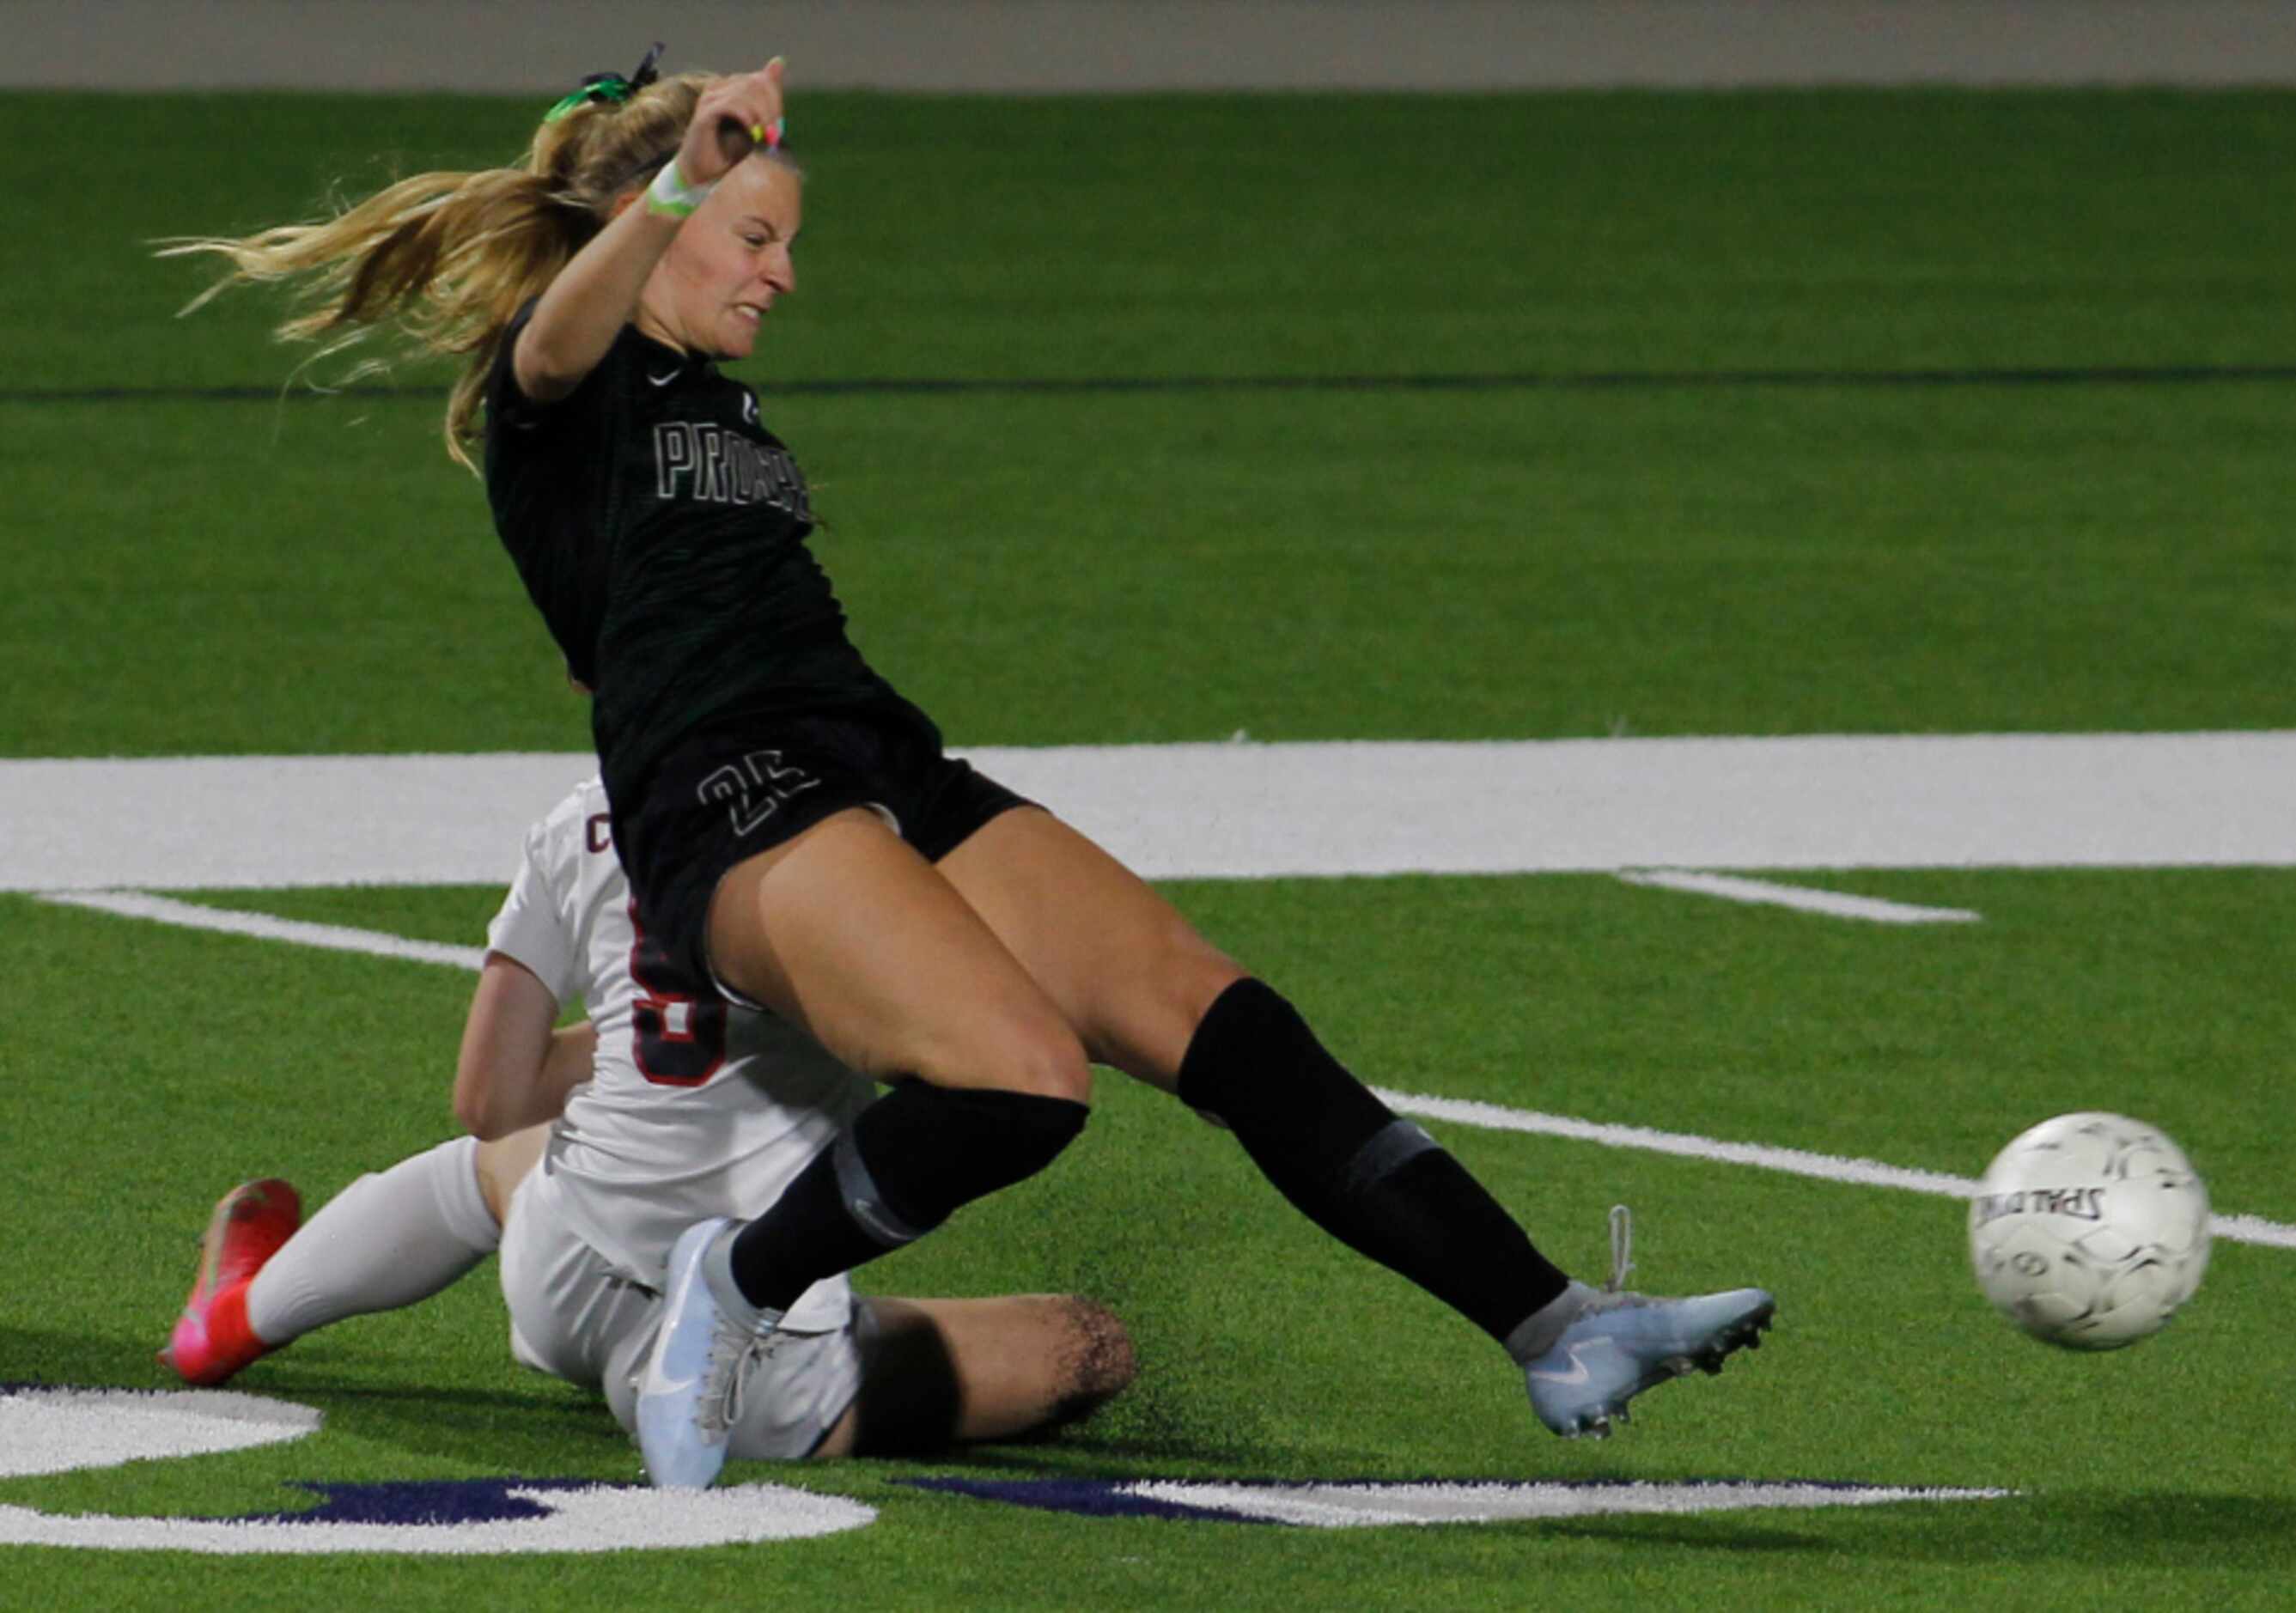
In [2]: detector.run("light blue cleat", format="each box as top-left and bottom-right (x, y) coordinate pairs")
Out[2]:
(1521, 1207), (1775, 1440)
(636, 1217), (779, 1488)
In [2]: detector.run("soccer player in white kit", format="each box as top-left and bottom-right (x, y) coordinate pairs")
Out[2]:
(162, 778), (1135, 1461)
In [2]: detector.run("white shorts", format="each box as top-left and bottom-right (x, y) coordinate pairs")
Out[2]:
(498, 1166), (868, 1461)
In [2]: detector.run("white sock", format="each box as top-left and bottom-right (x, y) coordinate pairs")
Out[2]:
(245, 1135), (501, 1345)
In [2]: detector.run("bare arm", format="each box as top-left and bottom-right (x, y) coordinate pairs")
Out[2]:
(513, 58), (788, 402)
(454, 952), (600, 1140)
(514, 201), (687, 401)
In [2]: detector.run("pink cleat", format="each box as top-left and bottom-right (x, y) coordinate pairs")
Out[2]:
(158, 1178), (301, 1386)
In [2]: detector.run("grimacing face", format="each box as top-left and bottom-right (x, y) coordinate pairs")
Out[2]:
(638, 155), (801, 361)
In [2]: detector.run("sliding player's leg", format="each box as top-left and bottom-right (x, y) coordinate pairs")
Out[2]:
(817, 1293), (1136, 1457)
(161, 1128), (546, 1387)
(598, 1290), (1136, 1464)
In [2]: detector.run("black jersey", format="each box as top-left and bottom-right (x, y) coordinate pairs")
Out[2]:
(484, 303), (896, 813)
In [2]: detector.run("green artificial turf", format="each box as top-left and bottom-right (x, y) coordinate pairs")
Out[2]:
(3, 84), (2292, 1610)
(5, 868), (2293, 1609)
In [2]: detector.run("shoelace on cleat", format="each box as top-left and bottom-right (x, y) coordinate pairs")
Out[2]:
(1573, 1203), (1649, 1320)
(697, 1324), (776, 1437)
(1605, 1203), (1635, 1293)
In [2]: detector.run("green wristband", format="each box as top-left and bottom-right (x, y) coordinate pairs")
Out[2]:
(645, 157), (716, 219)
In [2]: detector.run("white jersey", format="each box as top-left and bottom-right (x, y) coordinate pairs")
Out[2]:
(486, 778), (871, 1330)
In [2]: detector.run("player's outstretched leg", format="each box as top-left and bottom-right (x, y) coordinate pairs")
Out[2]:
(636, 1217), (783, 1488)
(159, 1178), (302, 1386)
(1514, 1206), (1775, 1440)
(157, 1137), (517, 1389)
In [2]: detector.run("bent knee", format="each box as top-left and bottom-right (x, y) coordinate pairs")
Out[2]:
(1105, 943), (1248, 1087)
(918, 1013), (1093, 1105)
(1172, 952), (1248, 1045)
(1003, 1031), (1093, 1105)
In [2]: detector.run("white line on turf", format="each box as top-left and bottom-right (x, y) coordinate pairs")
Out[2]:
(1374, 1087), (2296, 1251)
(36, 890), (486, 971)
(6, 730), (2293, 891)
(1617, 869), (1982, 924)
(1119, 1479), (2014, 1527)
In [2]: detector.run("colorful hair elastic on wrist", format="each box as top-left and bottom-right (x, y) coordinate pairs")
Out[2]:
(543, 40), (666, 122)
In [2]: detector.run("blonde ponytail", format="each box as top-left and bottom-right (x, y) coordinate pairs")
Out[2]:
(162, 74), (709, 469)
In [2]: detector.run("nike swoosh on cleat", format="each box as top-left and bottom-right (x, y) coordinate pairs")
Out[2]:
(648, 369), (682, 387)
(642, 1368), (699, 1399)
(1526, 1346), (1597, 1386)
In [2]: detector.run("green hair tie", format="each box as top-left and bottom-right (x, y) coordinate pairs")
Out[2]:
(543, 40), (665, 123)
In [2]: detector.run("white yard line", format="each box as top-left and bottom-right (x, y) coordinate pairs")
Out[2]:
(3, 732), (2293, 892)
(1375, 1087), (2296, 1251)
(1617, 869), (1982, 924)
(37, 891), (487, 971)
(1118, 1478), (2014, 1527)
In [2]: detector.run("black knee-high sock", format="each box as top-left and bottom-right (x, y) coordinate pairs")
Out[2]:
(1176, 978), (1571, 1346)
(726, 1083), (1087, 1313)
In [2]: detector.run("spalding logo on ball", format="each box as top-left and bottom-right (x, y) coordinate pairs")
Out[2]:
(1968, 1111), (2211, 1350)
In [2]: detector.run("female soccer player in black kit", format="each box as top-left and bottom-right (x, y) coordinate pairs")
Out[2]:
(174, 47), (1771, 1487)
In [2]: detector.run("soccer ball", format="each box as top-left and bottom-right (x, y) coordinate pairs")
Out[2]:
(1967, 1111), (2211, 1350)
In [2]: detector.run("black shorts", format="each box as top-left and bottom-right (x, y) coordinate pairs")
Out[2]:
(613, 697), (1035, 998)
